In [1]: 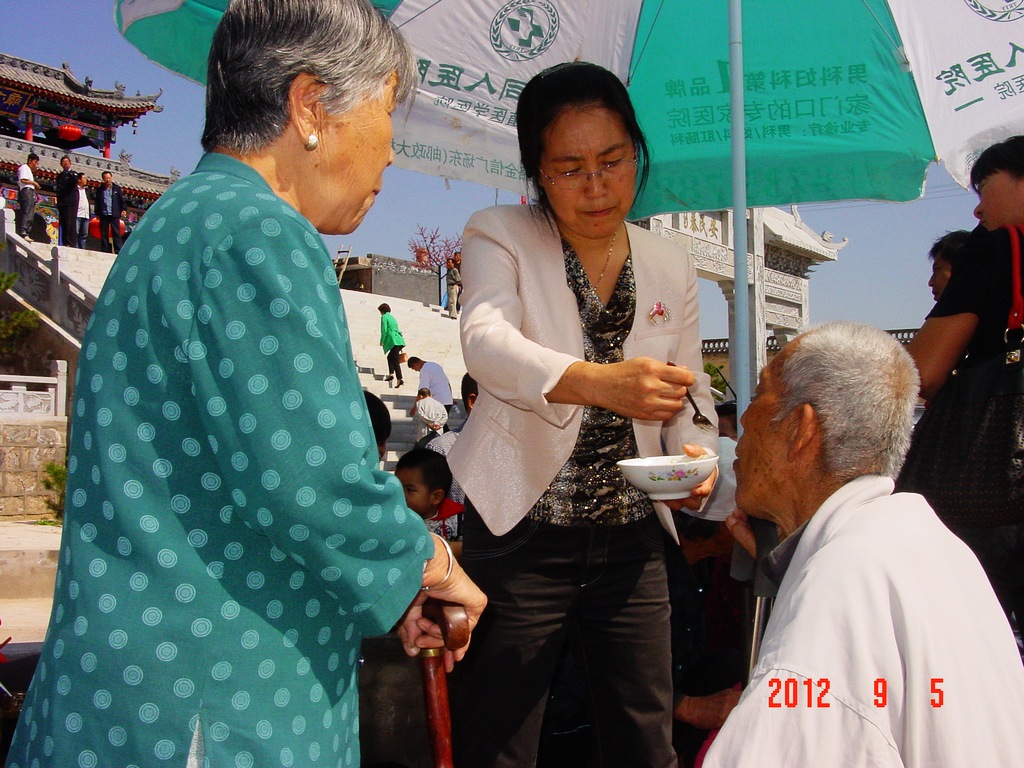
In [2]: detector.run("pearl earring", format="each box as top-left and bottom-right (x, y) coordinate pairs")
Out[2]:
(304, 133), (319, 151)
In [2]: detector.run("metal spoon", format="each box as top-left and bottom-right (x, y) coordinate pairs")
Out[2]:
(685, 390), (716, 432)
(668, 361), (716, 432)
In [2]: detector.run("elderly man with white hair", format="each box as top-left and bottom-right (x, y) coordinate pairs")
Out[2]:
(705, 321), (1024, 768)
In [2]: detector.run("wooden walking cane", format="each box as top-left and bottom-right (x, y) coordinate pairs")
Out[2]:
(419, 599), (470, 768)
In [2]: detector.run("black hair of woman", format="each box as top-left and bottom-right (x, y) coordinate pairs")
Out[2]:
(516, 61), (650, 220)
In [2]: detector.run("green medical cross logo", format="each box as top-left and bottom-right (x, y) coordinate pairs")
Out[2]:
(490, 0), (560, 62)
(507, 10), (544, 47)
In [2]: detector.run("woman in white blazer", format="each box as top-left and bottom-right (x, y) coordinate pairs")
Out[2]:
(447, 63), (717, 767)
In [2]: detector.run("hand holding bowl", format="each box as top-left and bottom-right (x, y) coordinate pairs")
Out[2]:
(617, 454), (719, 500)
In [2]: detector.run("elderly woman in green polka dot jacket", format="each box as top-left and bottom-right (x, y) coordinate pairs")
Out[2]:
(6, 2), (485, 767)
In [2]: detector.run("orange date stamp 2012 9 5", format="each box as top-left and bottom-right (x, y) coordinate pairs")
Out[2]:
(766, 677), (945, 709)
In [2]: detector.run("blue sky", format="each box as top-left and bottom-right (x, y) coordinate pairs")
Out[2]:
(6, 1), (982, 339)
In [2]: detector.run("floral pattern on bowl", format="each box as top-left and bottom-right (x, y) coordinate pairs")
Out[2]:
(618, 454), (719, 500)
(649, 466), (703, 482)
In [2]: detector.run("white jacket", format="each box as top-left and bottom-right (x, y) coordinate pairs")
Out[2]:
(704, 476), (1024, 767)
(448, 205), (716, 537)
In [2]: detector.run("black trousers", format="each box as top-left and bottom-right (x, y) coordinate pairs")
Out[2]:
(97, 215), (123, 253)
(58, 205), (77, 246)
(452, 507), (677, 767)
(16, 188), (35, 236)
(386, 345), (404, 383)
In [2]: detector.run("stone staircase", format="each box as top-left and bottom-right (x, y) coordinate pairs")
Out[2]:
(1, 210), (467, 469)
(343, 289), (467, 465)
(42, 243), (115, 298)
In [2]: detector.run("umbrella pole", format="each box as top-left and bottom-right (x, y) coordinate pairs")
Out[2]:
(728, 0), (752, 416)
(727, 0), (778, 678)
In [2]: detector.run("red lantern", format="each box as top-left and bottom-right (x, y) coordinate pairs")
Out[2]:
(88, 217), (126, 240)
(58, 124), (82, 142)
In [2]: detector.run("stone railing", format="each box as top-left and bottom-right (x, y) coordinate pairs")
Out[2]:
(702, 327), (918, 357)
(0, 211), (95, 340)
(702, 336), (781, 356)
(0, 358), (69, 518)
(701, 338), (731, 355)
(0, 361), (68, 417)
(888, 328), (919, 345)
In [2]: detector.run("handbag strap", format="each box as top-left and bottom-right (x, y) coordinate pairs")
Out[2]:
(1005, 224), (1023, 332)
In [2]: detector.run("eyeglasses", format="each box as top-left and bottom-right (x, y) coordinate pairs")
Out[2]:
(540, 154), (638, 191)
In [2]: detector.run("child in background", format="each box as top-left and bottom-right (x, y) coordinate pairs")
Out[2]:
(395, 448), (463, 556)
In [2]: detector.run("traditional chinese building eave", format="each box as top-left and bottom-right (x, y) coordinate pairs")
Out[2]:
(0, 49), (174, 222)
(764, 204), (848, 262)
(0, 53), (162, 121)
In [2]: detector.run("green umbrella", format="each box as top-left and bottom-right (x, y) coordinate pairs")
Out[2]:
(116, 0), (228, 85)
(116, 0), (1024, 405)
(118, 0), (1024, 214)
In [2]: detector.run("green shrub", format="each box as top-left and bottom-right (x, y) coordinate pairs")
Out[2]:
(0, 271), (40, 365)
(704, 363), (729, 400)
(41, 461), (66, 522)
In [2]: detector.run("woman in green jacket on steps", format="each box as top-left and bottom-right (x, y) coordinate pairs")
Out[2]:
(379, 302), (406, 386)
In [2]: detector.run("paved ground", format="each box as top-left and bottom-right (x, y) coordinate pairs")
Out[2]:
(0, 521), (62, 644)
(0, 520), (63, 552)
(0, 599), (51, 643)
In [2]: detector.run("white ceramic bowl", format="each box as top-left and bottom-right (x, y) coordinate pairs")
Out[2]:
(617, 454), (719, 500)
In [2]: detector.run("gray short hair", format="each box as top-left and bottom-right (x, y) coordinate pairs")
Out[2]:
(202, 0), (416, 153)
(774, 321), (920, 481)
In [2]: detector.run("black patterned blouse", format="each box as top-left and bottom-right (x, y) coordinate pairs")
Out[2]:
(528, 239), (655, 527)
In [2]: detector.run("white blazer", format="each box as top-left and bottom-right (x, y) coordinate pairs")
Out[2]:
(447, 205), (717, 538)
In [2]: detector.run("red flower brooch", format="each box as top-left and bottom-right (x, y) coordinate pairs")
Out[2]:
(649, 301), (671, 325)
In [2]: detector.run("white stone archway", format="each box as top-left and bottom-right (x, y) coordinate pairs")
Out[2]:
(646, 207), (846, 387)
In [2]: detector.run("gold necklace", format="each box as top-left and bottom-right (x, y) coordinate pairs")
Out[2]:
(595, 227), (619, 287)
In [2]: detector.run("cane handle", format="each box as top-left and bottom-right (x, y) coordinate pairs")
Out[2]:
(421, 598), (470, 650)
